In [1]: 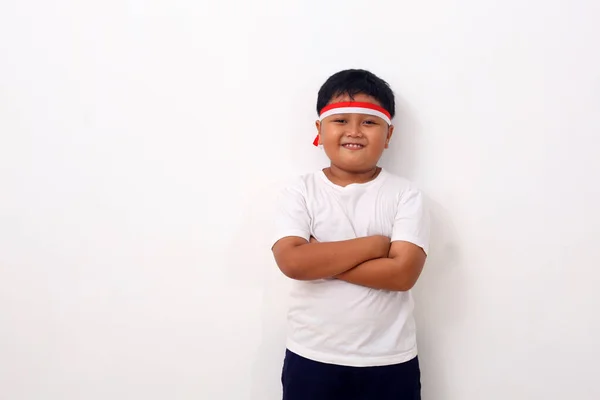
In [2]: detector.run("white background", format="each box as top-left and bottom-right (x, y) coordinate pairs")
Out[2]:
(1, 1), (599, 399)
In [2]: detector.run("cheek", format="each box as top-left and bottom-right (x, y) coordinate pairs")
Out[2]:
(322, 128), (343, 142)
(367, 129), (388, 144)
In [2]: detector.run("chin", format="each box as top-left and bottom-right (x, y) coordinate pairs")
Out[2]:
(332, 161), (377, 173)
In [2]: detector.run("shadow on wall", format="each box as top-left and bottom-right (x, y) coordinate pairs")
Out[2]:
(413, 197), (463, 399)
(381, 95), (465, 398)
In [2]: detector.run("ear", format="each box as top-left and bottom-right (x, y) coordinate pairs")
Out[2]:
(315, 120), (322, 145)
(384, 125), (395, 149)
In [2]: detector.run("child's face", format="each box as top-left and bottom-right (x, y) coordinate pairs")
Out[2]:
(316, 93), (394, 173)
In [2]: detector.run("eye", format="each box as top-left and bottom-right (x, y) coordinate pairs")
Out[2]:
(363, 120), (378, 125)
(332, 119), (347, 123)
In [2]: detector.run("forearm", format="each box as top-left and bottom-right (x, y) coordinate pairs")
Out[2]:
(279, 236), (386, 281)
(335, 258), (409, 291)
(336, 244), (426, 291)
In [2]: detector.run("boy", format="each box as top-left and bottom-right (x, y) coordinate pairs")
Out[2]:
(271, 69), (430, 400)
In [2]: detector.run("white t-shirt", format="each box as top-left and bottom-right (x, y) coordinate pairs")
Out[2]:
(272, 168), (430, 367)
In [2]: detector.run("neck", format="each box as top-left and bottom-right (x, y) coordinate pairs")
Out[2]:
(324, 165), (381, 187)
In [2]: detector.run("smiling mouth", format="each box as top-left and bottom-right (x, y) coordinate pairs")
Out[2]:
(342, 143), (365, 149)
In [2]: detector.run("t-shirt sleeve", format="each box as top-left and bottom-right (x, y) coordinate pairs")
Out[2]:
(391, 185), (430, 255)
(271, 180), (311, 248)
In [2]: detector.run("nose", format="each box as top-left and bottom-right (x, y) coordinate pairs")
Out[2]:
(345, 121), (363, 137)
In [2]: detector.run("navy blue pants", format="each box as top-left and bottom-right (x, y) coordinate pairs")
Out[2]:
(281, 349), (421, 400)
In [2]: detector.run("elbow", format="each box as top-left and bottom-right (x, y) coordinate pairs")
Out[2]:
(276, 257), (309, 281)
(390, 273), (418, 292)
(278, 262), (303, 280)
(279, 265), (312, 281)
(389, 257), (424, 291)
(273, 243), (308, 280)
(394, 280), (416, 292)
(273, 243), (321, 281)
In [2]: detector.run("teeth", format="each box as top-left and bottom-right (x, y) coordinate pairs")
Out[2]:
(343, 144), (363, 148)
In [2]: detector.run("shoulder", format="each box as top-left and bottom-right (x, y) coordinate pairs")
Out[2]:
(379, 169), (423, 199)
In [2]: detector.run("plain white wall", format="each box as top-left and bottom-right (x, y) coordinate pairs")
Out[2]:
(1, 1), (599, 399)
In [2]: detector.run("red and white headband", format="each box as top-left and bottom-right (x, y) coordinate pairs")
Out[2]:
(313, 102), (393, 146)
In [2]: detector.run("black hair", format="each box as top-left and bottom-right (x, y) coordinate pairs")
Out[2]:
(316, 69), (395, 118)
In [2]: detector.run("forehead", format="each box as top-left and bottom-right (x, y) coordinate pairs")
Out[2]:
(328, 93), (382, 107)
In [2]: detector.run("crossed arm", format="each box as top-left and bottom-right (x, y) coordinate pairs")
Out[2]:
(271, 235), (426, 291)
